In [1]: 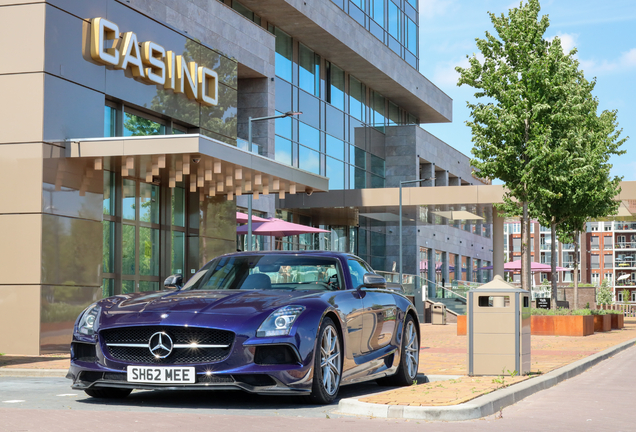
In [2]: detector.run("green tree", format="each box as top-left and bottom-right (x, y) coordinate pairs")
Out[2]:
(457, 0), (626, 295)
(596, 278), (613, 306)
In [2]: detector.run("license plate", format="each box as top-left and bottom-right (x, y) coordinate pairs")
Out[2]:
(127, 366), (195, 384)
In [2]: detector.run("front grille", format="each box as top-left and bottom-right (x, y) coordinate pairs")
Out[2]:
(101, 326), (234, 365)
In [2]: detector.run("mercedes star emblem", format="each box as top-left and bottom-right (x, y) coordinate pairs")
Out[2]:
(148, 331), (173, 358)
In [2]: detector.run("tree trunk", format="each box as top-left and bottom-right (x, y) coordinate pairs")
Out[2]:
(574, 228), (580, 310)
(521, 202), (530, 291)
(551, 219), (558, 309)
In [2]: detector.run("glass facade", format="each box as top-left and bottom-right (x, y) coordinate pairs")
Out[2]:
(330, 0), (419, 69)
(272, 29), (417, 190)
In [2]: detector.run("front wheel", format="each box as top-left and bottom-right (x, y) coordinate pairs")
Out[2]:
(84, 387), (132, 399)
(308, 317), (342, 404)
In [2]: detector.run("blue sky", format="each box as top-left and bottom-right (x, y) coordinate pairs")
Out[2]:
(419, 0), (635, 181)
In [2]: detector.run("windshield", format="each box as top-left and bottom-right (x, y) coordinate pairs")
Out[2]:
(183, 255), (343, 291)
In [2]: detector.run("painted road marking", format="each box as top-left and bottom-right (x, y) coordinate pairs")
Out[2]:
(2, 400), (25, 403)
(56, 394), (78, 397)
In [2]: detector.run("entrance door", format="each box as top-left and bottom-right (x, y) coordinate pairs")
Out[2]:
(102, 169), (194, 297)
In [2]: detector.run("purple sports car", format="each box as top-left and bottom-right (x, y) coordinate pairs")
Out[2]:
(67, 251), (420, 404)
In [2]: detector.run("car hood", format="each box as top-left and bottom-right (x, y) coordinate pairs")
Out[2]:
(100, 289), (320, 317)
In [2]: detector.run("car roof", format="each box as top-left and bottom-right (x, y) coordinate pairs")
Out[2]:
(220, 250), (356, 259)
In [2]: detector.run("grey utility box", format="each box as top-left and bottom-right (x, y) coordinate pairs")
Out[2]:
(432, 303), (447, 325)
(467, 275), (531, 376)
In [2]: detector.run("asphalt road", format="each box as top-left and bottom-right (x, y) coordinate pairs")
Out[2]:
(1, 346), (635, 431)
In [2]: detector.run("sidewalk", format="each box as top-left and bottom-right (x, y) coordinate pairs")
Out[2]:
(358, 318), (636, 407)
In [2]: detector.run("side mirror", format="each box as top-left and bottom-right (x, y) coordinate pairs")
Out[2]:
(164, 274), (183, 290)
(361, 273), (387, 289)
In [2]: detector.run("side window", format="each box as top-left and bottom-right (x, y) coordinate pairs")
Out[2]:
(348, 259), (369, 289)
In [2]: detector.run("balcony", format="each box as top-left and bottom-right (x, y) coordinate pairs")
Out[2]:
(615, 223), (636, 231)
(616, 241), (636, 249)
(540, 244), (552, 251)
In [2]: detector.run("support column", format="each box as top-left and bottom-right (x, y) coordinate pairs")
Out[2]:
(435, 170), (449, 186)
(466, 256), (473, 282)
(493, 206), (505, 277)
(420, 162), (435, 186)
(441, 251), (449, 286)
(427, 248), (435, 298)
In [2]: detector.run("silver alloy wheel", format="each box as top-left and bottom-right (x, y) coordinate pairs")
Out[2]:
(320, 325), (341, 395)
(404, 320), (419, 379)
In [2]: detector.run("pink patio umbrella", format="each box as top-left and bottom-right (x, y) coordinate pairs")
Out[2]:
(236, 211), (268, 224)
(504, 259), (566, 272)
(236, 218), (330, 250)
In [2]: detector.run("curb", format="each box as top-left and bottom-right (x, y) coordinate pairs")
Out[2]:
(0, 369), (68, 378)
(337, 337), (636, 421)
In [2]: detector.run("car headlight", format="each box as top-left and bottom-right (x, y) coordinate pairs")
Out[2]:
(77, 303), (101, 336)
(257, 306), (305, 337)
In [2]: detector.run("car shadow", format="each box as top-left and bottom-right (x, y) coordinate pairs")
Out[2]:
(73, 376), (422, 411)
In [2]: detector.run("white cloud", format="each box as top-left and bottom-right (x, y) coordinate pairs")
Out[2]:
(580, 48), (636, 75)
(548, 32), (579, 54)
(420, 0), (457, 19)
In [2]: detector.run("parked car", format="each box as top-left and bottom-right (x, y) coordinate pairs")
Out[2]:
(67, 251), (420, 404)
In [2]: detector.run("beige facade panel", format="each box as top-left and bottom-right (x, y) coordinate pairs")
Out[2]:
(0, 285), (41, 355)
(42, 151), (104, 222)
(200, 196), (239, 241)
(41, 214), (102, 287)
(0, 143), (44, 214)
(0, 73), (44, 144)
(0, 214), (42, 285)
(0, 3), (45, 74)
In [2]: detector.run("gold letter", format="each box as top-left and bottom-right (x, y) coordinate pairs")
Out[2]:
(117, 31), (145, 78)
(164, 51), (176, 91)
(141, 41), (166, 85)
(90, 18), (119, 66)
(175, 55), (198, 100)
(197, 66), (218, 106)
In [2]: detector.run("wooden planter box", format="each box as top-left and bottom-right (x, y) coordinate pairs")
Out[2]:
(594, 314), (612, 332)
(457, 315), (466, 336)
(610, 313), (625, 329)
(531, 315), (594, 336)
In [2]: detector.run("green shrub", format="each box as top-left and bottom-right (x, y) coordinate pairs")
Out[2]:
(531, 308), (591, 316)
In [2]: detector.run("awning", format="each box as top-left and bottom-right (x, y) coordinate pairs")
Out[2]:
(66, 134), (328, 199)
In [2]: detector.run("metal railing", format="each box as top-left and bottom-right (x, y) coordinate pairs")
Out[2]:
(614, 223), (636, 231)
(616, 242), (636, 249)
(597, 303), (636, 317)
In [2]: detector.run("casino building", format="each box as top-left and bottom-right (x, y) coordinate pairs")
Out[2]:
(0, 0), (534, 355)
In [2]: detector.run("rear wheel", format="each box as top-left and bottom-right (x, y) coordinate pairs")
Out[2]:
(308, 318), (342, 404)
(378, 314), (419, 386)
(84, 387), (132, 399)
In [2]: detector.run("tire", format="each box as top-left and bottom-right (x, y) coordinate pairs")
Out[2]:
(308, 317), (342, 404)
(84, 387), (132, 399)
(378, 314), (419, 386)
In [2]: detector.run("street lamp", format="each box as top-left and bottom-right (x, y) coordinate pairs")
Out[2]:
(399, 177), (435, 284)
(246, 111), (302, 251)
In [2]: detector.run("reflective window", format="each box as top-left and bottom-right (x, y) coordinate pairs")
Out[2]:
(326, 135), (345, 160)
(172, 187), (185, 227)
(232, 1), (261, 25)
(275, 111), (293, 140)
(370, 154), (385, 177)
(298, 122), (320, 151)
(328, 63), (345, 110)
(123, 112), (165, 136)
(122, 179), (136, 221)
(299, 44), (319, 96)
(140, 183), (159, 224)
(388, 1), (401, 40)
(275, 135), (293, 166)
(372, 0), (385, 27)
(406, 17), (417, 54)
(139, 227), (160, 276)
(104, 106), (116, 137)
(103, 221), (114, 274)
(139, 281), (160, 292)
(122, 225), (136, 275)
(349, 75), (366, 122)
(299, 145), (320, 175)
(372, 91), (385, 130)
(327, 157), (345, 189)
(275, 28), (293, 82)
(351, 146), (366, 169)
(103, 170), (115, 216)
(388, 102), (400, 125)
(172, 231), (185, 276)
